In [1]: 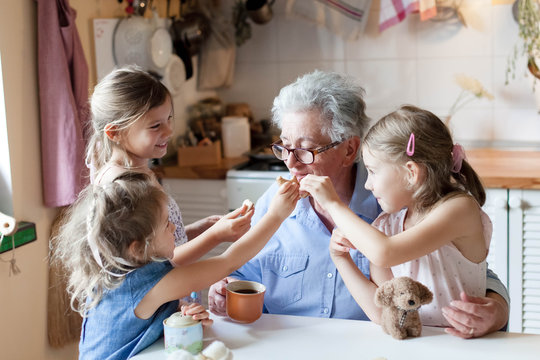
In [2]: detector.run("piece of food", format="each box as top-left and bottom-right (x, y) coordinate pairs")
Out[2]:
(276, 176), (308, 198)
(242, 199), (254, 212)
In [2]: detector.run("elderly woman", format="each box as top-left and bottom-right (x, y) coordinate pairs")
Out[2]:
(208, 70), (509, 338)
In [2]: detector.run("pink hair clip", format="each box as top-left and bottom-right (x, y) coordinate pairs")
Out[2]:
(406, 133), (415, 156)
(451, 143), (466, 173)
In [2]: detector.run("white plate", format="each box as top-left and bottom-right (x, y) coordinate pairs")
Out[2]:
(162, 54), (186, 96)
(149, 27), (172, 69)
(113, 16), (153, 69)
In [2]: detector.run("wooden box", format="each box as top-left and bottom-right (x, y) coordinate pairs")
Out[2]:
(177, 140), (222, 167)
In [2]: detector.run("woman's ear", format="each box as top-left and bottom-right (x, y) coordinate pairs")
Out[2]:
(405, 161), (424, 188)
(104, 124), (120, 143)
(343, 136), (361, 166)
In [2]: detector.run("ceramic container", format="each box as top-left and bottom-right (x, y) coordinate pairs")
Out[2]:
(163, 312), (203, 354)
(226, 280), (266, 323)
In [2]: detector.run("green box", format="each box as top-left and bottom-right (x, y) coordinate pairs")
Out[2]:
(0, 221), (37, 253)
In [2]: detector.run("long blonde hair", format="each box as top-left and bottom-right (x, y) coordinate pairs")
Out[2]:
(363, 105), (485, 211)
(86, 66), (171, 172)
(52, 172), (168, 316)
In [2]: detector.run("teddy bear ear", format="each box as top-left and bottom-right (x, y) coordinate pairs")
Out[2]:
(375, 280), (394, 307)
(416, 282), (433, 305)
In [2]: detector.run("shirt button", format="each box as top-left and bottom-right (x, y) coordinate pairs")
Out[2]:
(282, 265), (288, 271)
(327, 273), (333, 278)
(323, 308), (329, 314)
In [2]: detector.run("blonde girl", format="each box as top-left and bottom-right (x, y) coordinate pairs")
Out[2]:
(301, 105), (493, 334)
(54, 172), (299, 359)
(87, 66), (252, 265)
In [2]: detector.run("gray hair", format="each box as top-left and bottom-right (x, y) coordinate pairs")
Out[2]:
(271, 70), (370, 142)
(86, 65), (171, 171)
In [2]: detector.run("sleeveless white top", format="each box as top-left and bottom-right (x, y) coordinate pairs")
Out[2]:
(372, 207), (492, 327)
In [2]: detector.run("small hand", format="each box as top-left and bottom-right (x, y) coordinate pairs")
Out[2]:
(329, 228), (355, 258)
(300, 174), (341, 208)
(268, 181), (300, 218)
(442, 291), (508, 338)
(181, 303), (214, 327)
(208, 277), (238, 316)
(211, 206), (254, 243)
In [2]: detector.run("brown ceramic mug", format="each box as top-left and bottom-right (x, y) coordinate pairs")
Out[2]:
(226, 280), (266, 323)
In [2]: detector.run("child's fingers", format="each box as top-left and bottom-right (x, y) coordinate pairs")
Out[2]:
(225, 206), (246, 219)
(182, 303), (204, 315)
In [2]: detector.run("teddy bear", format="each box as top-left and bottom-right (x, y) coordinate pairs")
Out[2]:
(374, 276), (433, 340)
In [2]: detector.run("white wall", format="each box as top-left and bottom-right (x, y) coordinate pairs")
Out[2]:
(218, 0), (540, 148)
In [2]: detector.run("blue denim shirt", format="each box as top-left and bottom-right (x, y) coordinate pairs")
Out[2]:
(232, 163), (510, 322)
(232, 164), (381, 319)
(79, 261), (178, 359)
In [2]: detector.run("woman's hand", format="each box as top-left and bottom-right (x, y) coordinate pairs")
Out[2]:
(181, 303), (214, 327)
(208, 277), (238, 316)
(185, 215), (222, 240)
(442, 291), (508, 338)
(329, 228), (355, 259)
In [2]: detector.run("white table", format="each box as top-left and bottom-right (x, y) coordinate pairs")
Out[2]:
(132, 314), (540, 360)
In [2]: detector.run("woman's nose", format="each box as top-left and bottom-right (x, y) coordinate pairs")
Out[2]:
(284, 150), (299, 168)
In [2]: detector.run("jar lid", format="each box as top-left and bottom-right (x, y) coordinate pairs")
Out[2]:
(164, 311), (199, 328)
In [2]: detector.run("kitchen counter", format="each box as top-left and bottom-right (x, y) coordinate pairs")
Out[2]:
(160, 149), (540, 189)
(466, 148), (540, 189)
(159, 156), (249, 180)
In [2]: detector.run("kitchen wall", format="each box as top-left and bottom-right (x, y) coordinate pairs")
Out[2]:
(0, 1), (76, 359)
(218, 0), (540, 148)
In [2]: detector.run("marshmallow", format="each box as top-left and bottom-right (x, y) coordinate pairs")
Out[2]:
(199, 341), (233, 360)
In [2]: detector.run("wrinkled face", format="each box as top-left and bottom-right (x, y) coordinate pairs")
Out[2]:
(121, 96), (173, 167)
(151, 201), (176, 260)
(279, 110), (350, 190)
(362, 146), (411, 214)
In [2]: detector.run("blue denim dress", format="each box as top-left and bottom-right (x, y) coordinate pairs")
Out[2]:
(79, 261), (178, 359)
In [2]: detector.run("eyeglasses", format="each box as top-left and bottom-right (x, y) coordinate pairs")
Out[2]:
(270, 140), (342, 165)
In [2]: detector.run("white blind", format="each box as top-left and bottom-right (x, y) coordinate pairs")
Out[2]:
(521, 210), (540, 334)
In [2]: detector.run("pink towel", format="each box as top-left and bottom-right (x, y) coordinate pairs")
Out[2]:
(36, 0), (90, 207)
(379, 0), (436, 32)
(286, 0), (373, 41)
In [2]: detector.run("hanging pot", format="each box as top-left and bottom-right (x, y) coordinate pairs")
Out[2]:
(170, 11), (210, 80)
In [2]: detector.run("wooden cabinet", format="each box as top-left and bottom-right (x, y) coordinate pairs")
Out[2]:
(484, 188), (540, 334)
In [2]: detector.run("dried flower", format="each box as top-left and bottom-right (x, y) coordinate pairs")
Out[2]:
(506, 0), (540, 85)
(448, 74), (494, 120)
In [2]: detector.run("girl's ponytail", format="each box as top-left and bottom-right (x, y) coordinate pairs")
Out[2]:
(451, 160), (486, 206)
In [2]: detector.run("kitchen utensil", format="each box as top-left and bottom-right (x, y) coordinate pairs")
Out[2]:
(113, 16), (153, 69)
(169, 6), (210, 80)
(245, 0), (275, 25)
(149, 10), (172, 70)
(161, 54), (185, 95)
(113, 9), (172, 74)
